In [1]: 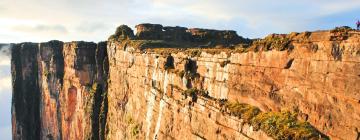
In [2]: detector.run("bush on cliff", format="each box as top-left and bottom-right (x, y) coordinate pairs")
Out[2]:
(180, 87), (328, 140)
(251, 111), (329, 140)
(108, 25), (135, 41)
(225, 101), (261, 123)
(223, 100), (328, 140)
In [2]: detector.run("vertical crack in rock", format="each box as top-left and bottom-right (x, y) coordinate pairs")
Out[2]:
(331, 43), (343, 61)
(284, 58), (294, 69)
(145, 57), (159, 140)
(96, 41), (109, 140)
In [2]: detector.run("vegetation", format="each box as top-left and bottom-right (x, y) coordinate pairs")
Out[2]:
(252, 34), (292, 51)
(222, 100), (328, 140)
(83, 83), (99, 140)
(182, 88), (212, 102)
(125, 115), (141, 138)
(99, 91), (108, 123)
(131, 124), (140, 137)
(225, 101), (261, 123)
(178, 70), (185, 78)
(174, 85), (328, 140)
(183, 88), (206, 97)
(251, 111), (328, 140)
(43, 69), (50, 77)
(330, 26), (352, 33)
(85, 83), (98, 114)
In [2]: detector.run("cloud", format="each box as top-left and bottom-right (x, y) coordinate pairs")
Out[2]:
(0, 76), (11, 93)
(1, 0), (360, 41)
(12, 24), (68, 34)
(76, 22), (108, 33)
(0, 48), (10, 66)
(0, 45), (11, 97)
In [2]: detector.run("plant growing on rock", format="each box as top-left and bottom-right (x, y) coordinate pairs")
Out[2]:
(125, 115), (141, 138)
(225, 101), (261, 122)
(223, 100), (328, 140)
(182, 88), (212, 102)
(251, 111), (329, 140)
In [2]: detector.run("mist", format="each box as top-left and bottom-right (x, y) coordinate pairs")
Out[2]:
(0, 44), (12, 140)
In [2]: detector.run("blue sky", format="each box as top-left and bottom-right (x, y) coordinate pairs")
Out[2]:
(0, 0), (359, 139)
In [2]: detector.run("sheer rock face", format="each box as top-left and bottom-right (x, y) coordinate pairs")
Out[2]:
(12, 43), (41, 140)
(105, 29), (360, 140)
(11, 25), (360, 140)
(105, 41), (272, 140)
(11, 41), (108, 140)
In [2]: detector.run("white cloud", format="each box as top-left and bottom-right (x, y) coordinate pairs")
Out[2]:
(0, 76), (11, 94)
(0, 0), (360, 41)
(0, 45), (11, 99)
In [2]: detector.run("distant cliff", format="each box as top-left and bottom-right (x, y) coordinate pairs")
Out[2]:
(11, 24), (360, 140)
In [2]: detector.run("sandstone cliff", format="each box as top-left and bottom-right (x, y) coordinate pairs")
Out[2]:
(11, 25), (360, 140)
(12, 41), (108, 140)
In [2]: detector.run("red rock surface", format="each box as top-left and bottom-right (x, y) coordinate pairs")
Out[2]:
(11, 25), (360, 140)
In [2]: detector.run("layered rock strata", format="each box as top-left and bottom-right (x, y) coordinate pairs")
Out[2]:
(11, 24), (360, 140)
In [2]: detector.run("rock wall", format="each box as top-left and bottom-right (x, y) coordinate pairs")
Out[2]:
(105, 41), (271, 140)
(11, 24), (360, 140)
(11, 41), (108, 140)
(103, 26), (360, 140)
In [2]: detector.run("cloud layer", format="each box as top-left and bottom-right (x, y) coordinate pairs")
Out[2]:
(1, 0), (360, 42)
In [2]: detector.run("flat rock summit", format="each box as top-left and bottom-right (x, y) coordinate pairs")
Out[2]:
(11, 24), (360, 140)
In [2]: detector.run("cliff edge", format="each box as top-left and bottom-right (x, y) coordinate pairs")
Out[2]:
(11, 24), (360, 140)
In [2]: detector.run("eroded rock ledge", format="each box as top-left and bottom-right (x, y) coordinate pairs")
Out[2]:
(11, 24), (360, 140)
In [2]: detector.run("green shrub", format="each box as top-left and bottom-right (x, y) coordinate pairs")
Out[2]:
(251, 111), (329, 140)
(125, 115), (141, 137)
(183, 88), (209, 98)
(131, 124), (140, 137)
(225, 101), (261, 122)
(222, 100), (328, 140)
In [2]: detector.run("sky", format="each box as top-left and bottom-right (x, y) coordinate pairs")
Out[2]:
(0, 0), (359, 139)
(0, 0), (360, 43)
(0, 45), (11, 140)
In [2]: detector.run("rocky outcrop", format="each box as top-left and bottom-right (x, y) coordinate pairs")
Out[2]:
(131, 23), (251, 47)
(11, 24), (360, 140)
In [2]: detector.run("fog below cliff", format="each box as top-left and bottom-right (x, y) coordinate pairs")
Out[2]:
(0, 44), (12, 140)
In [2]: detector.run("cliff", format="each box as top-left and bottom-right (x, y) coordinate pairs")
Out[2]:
(11, 25), (360, 140)
(11, 41), (109, 140)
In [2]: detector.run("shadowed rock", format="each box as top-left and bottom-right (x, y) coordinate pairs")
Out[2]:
(109, 25), (135, 41)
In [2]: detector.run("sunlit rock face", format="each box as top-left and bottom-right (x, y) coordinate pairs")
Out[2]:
(11, 24), (360, 140)
(105, 41), (271, 140)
